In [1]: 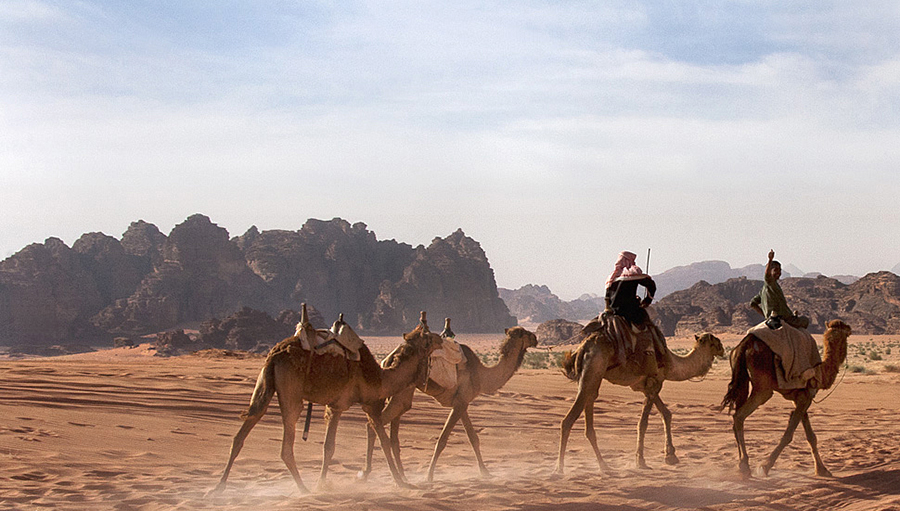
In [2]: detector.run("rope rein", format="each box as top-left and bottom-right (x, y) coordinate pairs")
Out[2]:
(813, 362), (847, 404)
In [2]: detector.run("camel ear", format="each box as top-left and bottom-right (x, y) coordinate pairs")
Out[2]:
(694, 333), (700, 341)
(505, 327), (510, 335)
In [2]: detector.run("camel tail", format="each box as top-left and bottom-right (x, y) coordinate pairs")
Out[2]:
(241, 362), (276, 419)
(560, 346), (584, 381)
(720, 337), (750, 412)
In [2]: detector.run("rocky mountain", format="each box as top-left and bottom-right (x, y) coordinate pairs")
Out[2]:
(654, 260), (859, 298)
(653, 272), (900, 336)
(0, 215), (515, 347)
(366, 229), (516, 333)
(498, 285), (603, 324)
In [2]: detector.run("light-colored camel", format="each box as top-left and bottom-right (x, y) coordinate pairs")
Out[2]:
(721, 319), (851, 478)
(209, 307), (442, 494)
(360, 323), (539, 482)
(555, 329), (724, 474)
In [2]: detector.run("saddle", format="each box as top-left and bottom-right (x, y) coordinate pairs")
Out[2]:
(294, 320), (363, 361)
(583, 313), (667, 370)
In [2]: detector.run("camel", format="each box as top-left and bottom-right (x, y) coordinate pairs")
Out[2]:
(209, 306), (443, 494)
(361, 322), (539, 482)
(555, 327), (724, 474)
(721, 319), (851, 479)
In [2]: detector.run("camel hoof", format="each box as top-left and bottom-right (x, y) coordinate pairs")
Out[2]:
(635, 458), (650, 470)
(356, 470), (369, 481)
(204, 484), (226, 498)
(665, 453), (679, 466)
(479, 468), (493, 479)
(739, 463), (752, 480)
(816, 467), (833, 478)
(755, 464), (771, 478)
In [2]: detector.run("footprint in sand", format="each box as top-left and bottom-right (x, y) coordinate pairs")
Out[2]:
(116, 425), (135, 429)
(68, 422), (95, 427)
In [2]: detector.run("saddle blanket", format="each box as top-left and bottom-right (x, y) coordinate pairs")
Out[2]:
(429, 337), (464, 389)
(747, 321), (821, 389)
(294, 322), (363, 361)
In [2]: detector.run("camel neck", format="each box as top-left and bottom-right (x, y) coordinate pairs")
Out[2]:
(665, 344), (716, 382)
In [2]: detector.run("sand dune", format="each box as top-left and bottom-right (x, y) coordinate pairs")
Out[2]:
(2, 334), (900, 510)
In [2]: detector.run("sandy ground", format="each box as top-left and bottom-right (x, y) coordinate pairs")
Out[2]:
(2, 333), (900, 510)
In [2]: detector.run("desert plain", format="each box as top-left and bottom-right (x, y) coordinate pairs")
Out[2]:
(2, 331), (900, 511)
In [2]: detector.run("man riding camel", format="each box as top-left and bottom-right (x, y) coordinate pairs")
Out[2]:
(584, 250), (668, 388)
(750, 249), (810, 329)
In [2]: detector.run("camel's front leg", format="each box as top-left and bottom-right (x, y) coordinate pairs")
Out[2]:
(209, 409), (265, 495)
(427, 406), (463, 482)
(651, 393), (678, 465)
(460, 408), (490, 477)
(635, 396), (653, 469)
(366, 407), (411, 488)
(316, 406), (342, 492)
(360, 391), (412, 482)
(801, 412), (832, 477)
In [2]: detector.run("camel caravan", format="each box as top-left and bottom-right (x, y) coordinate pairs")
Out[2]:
(209, 248), (851, 495)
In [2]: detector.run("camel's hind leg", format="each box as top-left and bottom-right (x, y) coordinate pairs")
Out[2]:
(636, 396), (653, 469)
(427, 406), (463, 482)
(760, 394), (812, 477)
(732, 387), (773, 479)
(801, 412), (832, 477)
(555, 363), (605, 475)
(582, 384), (612, 473)
(460, 408), (490, 477)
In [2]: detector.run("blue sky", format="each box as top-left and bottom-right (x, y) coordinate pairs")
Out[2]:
(2, 1), (900, 299)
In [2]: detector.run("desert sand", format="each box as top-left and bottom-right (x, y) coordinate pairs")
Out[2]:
(2, 333), (900, 510)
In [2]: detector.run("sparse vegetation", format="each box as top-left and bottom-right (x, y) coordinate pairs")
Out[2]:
(883, 364), (900, 373)
(868, 351), (883, 361)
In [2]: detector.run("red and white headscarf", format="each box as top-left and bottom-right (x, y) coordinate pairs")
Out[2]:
(605, 251), (642, 288)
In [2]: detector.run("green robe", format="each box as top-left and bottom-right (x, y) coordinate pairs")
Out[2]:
(750, 277), (793, 319)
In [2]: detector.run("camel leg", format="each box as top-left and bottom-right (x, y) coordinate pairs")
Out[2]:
(635, 396), (653, 469)
(732, 388), (772, 479)
(801, 412), (832, 477)
(582, 385), (611, 473)
(366, 406), (411, 488)
(316, 406), (341, 492)
(360, 391), (412, 481)
(427, 406), (464, 482)
(279, 398), (309, 494)
(555, 368), (603, 475)
(460, 408), (490, 478)
(760, 396), (811, 477)
(209, 412), (265, 495)
(652, 393), (678, 465)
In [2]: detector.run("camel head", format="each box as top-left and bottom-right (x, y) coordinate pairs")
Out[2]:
(822, 319), (851, 380)
(504, 326), (539, 350)
(694, 332), (725, 358)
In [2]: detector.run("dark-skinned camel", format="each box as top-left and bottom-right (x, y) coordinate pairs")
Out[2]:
(721, 319), (851, 479)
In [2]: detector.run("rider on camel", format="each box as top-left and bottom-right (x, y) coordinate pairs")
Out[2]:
(750, 249), (810, 329)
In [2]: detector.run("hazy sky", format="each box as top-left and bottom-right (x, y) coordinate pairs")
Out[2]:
(3, 1), (900, 299)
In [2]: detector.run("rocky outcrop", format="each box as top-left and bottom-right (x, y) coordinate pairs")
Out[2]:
(500, 284), (603, 324)
(235, 219), (415, 327)
(0, 238), (106, 345)
(535, 319), (584, 346)
(196, 306), (321, 353)
(1, 215), (516, 347)
(652, 272), (900, 336)
(365, 229), (516, 333)
(93, 214), (277, 335)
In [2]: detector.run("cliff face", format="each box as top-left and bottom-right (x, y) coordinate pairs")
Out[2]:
(1, 215), (515, 346)
(365, 229), (517, 333)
